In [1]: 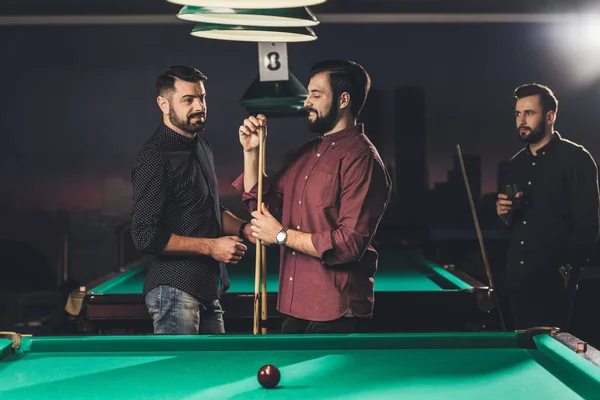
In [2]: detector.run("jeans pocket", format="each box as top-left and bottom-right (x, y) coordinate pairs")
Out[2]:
(144, 286), (163, 321)
(200, 300), (225, 334)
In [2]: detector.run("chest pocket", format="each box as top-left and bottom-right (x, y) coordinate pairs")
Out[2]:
(307, 170), (339, 207)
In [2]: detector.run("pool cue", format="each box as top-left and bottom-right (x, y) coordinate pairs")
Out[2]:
(253, 125), (265, 335)
(260, 128), (268, 334)
(456, 145), (506, 331)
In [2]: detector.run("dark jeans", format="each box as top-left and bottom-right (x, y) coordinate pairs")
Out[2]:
(506, 262), (581, 331)
(281, 315), (358, 334)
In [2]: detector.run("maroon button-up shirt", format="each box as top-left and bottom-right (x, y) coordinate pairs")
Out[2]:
(232, 124), (392, 321)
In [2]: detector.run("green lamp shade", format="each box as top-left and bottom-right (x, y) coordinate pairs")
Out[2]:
(191, 23), (316, 42)
(240, 72), (307, 104)
(240, 72), (308, 117)
(177, 6), (319, 27)
(244, 105), (308, 118)
(168, 0), (326, 9)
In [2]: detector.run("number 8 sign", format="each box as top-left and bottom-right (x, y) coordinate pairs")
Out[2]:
(258, 42), (289, 82)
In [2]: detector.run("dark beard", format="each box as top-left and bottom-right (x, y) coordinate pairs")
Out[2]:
(169, 107), (206, 134)
(307, 104), (339, 135)
(518, 119), (546, 144)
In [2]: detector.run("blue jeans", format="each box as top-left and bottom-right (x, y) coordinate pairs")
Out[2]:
(144, 285), (225, 334)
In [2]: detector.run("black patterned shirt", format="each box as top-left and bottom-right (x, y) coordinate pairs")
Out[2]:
(130, 123), (229, 303)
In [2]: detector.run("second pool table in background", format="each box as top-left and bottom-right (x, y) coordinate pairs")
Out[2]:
(68, 249), (496, 334)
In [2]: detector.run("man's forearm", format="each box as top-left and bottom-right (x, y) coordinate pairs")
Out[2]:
(222, 210), (246, 236)
(284, 229), (319, 258)
(161, 234), (213, 257)
(244, 150), (259, 193)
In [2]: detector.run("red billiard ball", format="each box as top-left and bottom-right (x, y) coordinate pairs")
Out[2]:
(257, 364), (280, 389)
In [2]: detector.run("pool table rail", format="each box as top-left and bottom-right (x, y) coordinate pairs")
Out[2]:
(0, 327), (595, 355)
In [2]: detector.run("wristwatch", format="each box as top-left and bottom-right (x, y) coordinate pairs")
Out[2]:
(275, 227), (288, 245)
(239, 222), (248, 238)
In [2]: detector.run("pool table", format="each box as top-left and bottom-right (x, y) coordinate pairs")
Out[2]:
(1, 328), (600, 399)
(67, 249), (495, 334)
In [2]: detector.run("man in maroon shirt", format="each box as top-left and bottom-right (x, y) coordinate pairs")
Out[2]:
(232, 60), (392, 333)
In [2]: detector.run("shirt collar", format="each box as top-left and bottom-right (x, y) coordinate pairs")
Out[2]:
(321, 123), (364, 142)
(526, 131), (561, 156)
(159, 122), (198, 148)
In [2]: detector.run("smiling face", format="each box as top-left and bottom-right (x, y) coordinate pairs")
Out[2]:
(303, 72), (340, 134)
(514, 95), (549, 144)
(159, 78), (207, 135)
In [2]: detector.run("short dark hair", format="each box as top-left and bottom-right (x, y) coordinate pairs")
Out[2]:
(309, 60), (371, 118)
(514, 83), (558, 114)
(156, 65), (207, 97)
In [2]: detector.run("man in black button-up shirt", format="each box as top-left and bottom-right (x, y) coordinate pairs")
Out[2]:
(497, 83), (600, 330)
(130, 66), (253, 334)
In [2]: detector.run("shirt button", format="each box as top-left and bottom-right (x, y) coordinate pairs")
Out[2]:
(292, 251), (296, 255)
(528, 181), (531, 185)
(299, 200), (302, 205)
(305, 176), (308, 180)
(332, 142), (335, 146)
(289, 277), (293, 281)
(317, 153), (321, 157)
(532, 162), (536, 166)
(523, 221), (527, 224)
(520, 261), (525, 265)
(296, 225), (300, 229)
(521, 241), (524, 245)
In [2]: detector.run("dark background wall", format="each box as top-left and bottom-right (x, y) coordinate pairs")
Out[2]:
(1, 19), (599, 289)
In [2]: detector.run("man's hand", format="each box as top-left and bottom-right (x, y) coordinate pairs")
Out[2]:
(250, 203), (282, 246)
(241, 223), (257, 244)
(239, 114), (267, 153)
(496, 192), (522, 216)
(209, 236), (247, 264)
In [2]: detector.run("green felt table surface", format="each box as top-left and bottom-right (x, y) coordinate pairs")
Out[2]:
(1, 332), (599, 399)
(89, 251), (473, 295)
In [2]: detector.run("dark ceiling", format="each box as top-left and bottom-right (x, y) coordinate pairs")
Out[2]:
(1, 0), (599, 16)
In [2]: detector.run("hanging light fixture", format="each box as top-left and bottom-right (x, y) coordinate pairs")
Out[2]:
(191, 23), (316, 42)
(240, 72), (308, 117)
(167, 0), (326, 8)
(244, 105), (307, 118)
(177, 6), (319, 27)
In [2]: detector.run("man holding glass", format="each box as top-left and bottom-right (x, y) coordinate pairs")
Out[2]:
(496, 83), (600, 330)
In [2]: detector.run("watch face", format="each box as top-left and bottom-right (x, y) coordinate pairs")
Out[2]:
(276, 231), (286, 243)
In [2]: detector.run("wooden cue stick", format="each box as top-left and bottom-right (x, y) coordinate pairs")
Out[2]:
(260, 131), (268, 334)
(455, 144), (506, 331)
(253, 126), (265, 335)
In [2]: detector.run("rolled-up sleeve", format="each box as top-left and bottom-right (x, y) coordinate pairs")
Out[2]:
(231, 171), (285, 214)
(312, 153), (391, 265)
(130, 150), (172, 254)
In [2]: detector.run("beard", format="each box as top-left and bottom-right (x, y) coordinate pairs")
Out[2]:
(169, 106), (206, 134)
(518, 119), (546, 144)
(307, 103), (339, 135)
